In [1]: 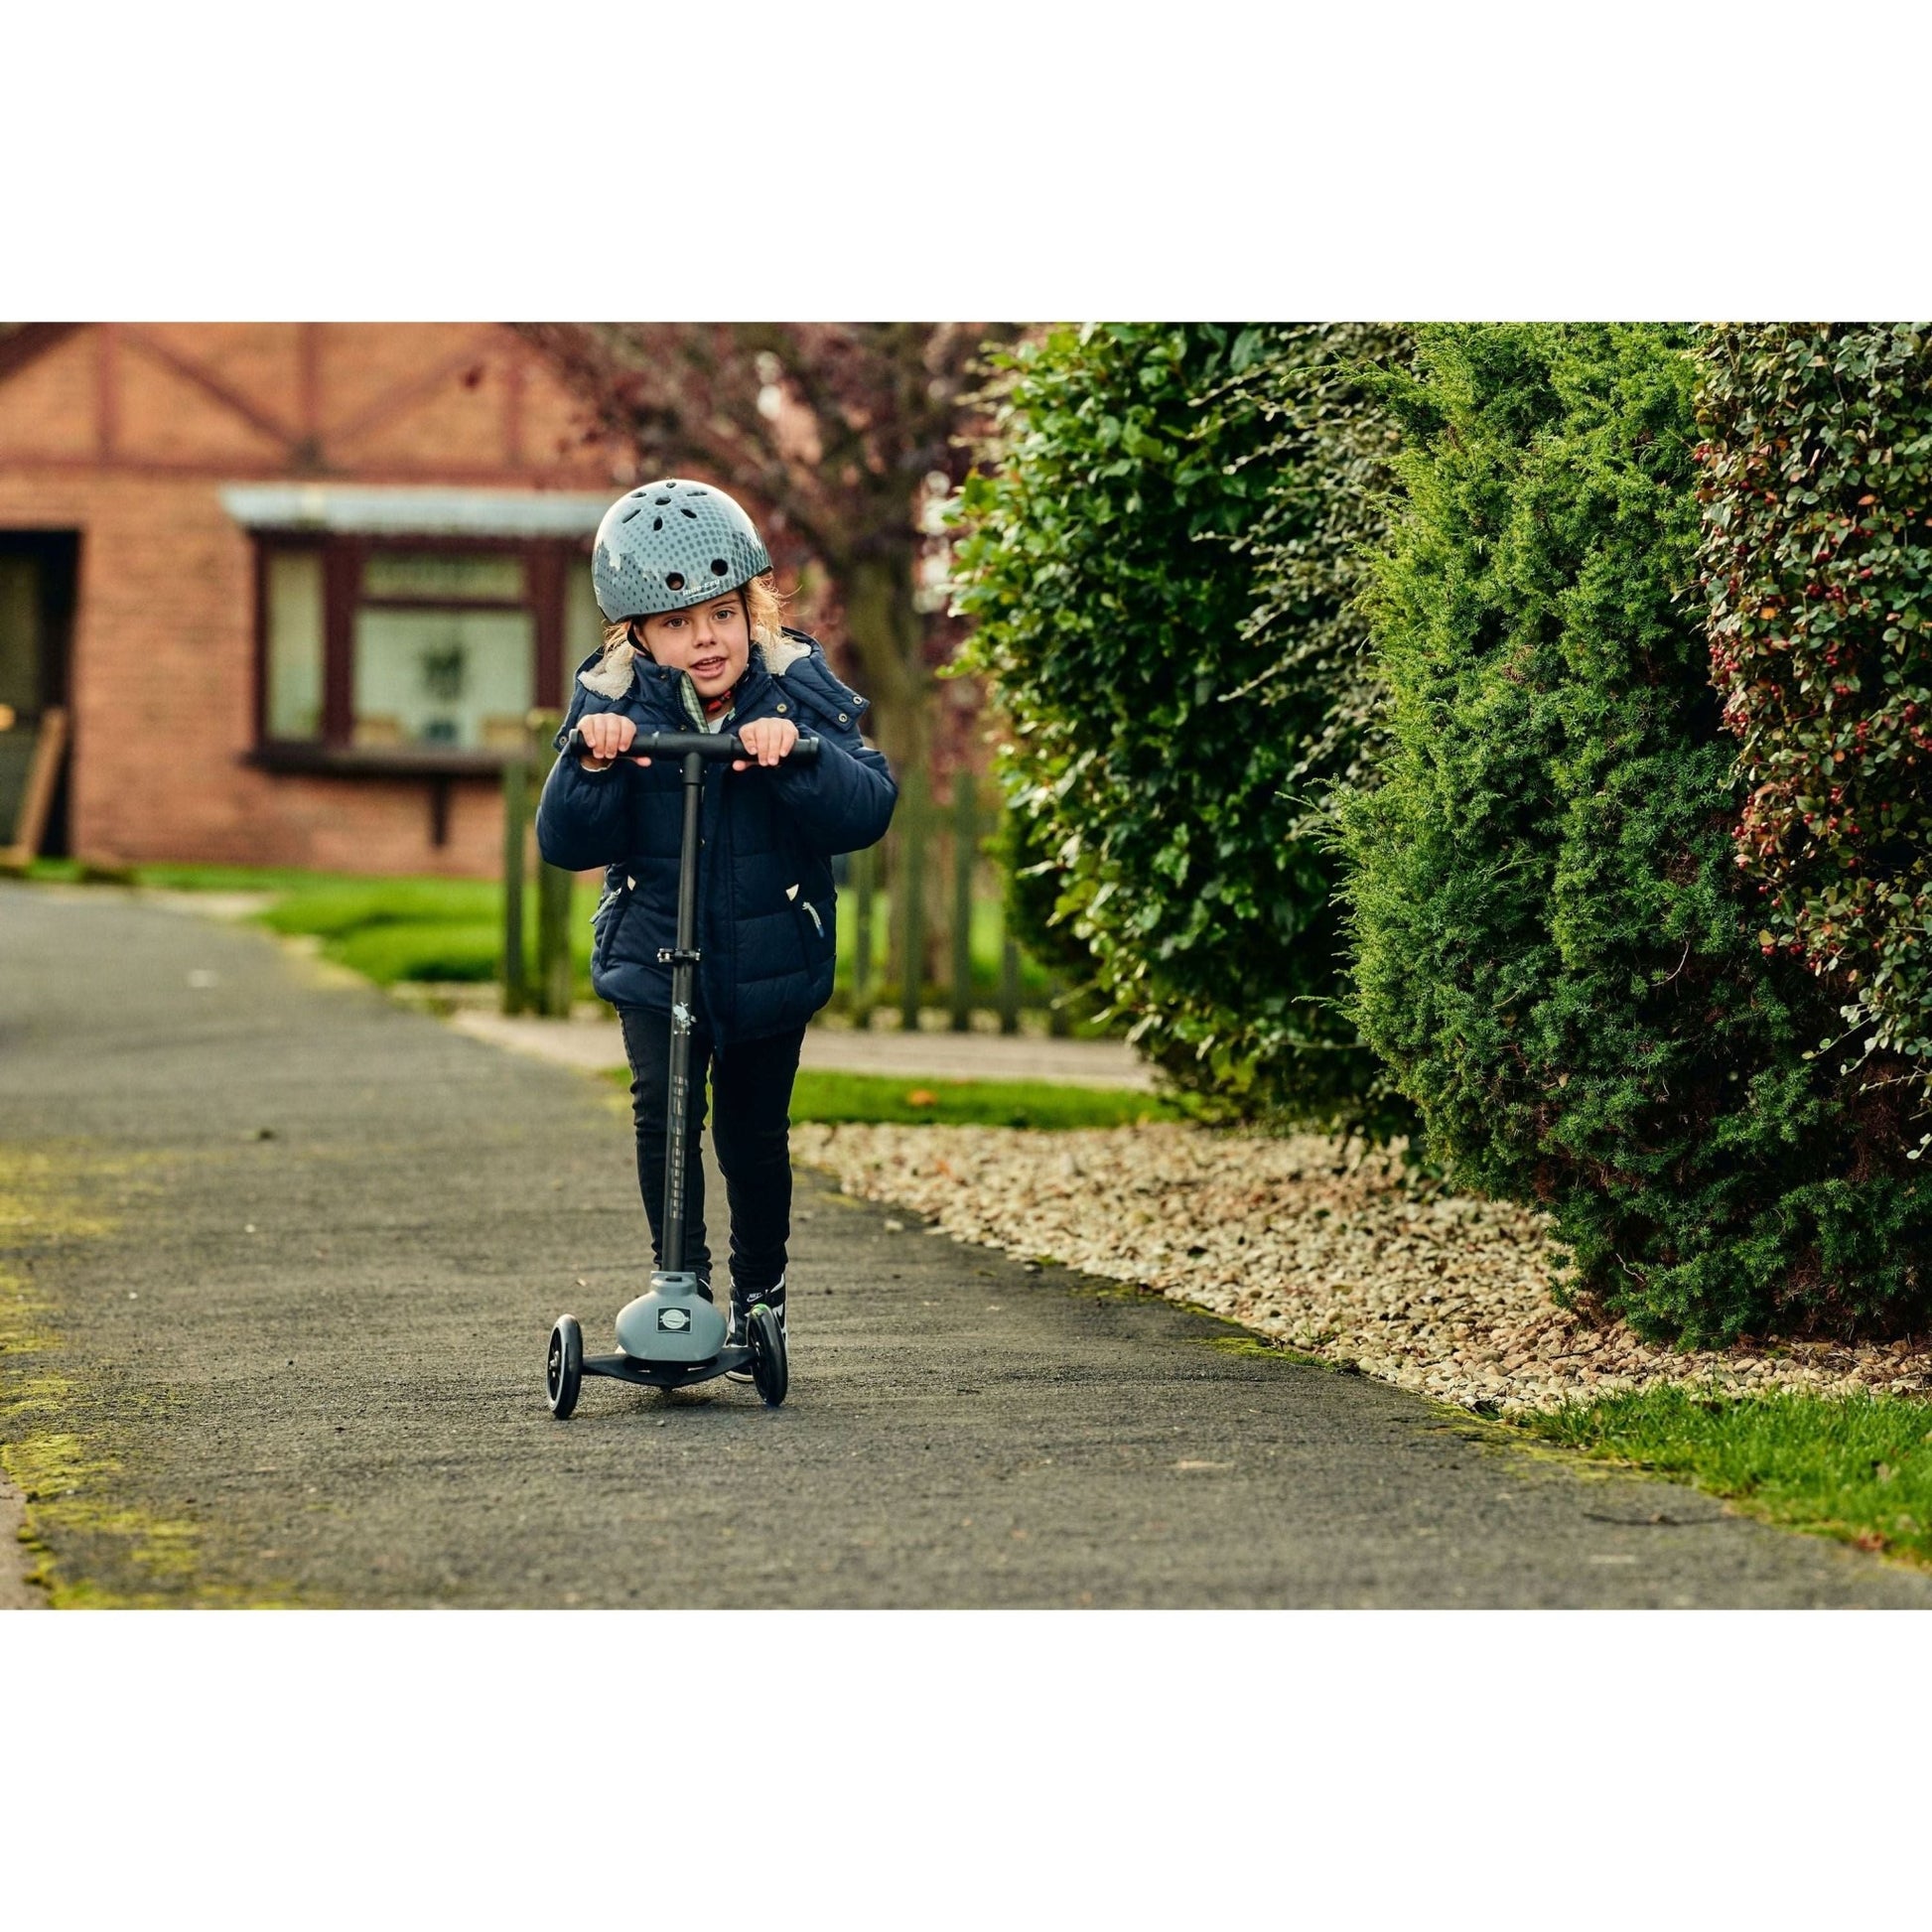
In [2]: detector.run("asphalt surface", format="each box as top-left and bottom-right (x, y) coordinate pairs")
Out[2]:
(4, 882), (1931, 1608)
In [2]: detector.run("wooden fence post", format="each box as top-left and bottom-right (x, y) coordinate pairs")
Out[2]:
(537, 862), (573, 1018)
(999, 933), (1022, 1035)
(851, 842), (876, 1031)
(950, 768), (975, 1034)
(897, 763), (926, 1032)
(501, 753), (530, 1016)
(526, 708), (573, 1019)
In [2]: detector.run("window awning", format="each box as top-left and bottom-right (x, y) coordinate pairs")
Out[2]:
(218, 483), (614, 539)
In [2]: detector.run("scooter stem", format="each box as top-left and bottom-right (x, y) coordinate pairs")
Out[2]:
(660, 749), (706, 1274)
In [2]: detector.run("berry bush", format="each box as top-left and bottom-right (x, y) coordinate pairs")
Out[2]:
(1699, 324), (1932, 1133)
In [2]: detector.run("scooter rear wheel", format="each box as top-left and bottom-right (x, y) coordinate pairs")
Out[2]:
(547, 1315), (584, 1419)
(748, 1304), (787, 1409)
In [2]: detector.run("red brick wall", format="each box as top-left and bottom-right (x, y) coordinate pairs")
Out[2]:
(0, 324), (621, 876)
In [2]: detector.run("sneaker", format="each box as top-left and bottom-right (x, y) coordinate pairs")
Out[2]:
(727, 1272), (786, 1377)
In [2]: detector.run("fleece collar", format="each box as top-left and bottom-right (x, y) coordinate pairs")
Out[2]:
(576, 629), (813, 705)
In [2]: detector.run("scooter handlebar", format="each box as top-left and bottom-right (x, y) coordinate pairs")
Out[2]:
(566, 728), (821, 765)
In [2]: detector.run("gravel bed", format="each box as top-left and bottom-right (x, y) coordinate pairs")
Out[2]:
(794, 1121), (1932, 1412)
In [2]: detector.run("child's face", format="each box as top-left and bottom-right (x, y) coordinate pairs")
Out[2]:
(634, 594), (751, 702)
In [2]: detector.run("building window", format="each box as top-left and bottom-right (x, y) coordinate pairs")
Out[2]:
(264, 551), (325, 740)
(257, 535), (598, 761)
(351, 550), (535, 752)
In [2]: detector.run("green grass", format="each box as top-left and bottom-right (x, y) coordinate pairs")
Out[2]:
(600, 1063), (1185, 1130)
(31, 857), (318, 892)
(1514, 1385), (1932, 1566)
(252, 876), (501, 937)
(790, 1068), (1187, 1129)
(247, 875), (564, 986)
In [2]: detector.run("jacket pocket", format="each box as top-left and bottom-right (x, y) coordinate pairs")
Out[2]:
(786, 882), (829, 967)
(593, 875), (636, 971)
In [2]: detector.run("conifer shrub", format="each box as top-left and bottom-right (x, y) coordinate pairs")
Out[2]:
(1698, 325), (1932, 1130)
(1228, 324), (1411, 847)
(1339, 323), (1932, 1344)
(948, 324), (1405, 1130)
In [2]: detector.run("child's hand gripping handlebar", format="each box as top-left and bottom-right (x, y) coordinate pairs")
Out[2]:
(567, 726), (822, 769)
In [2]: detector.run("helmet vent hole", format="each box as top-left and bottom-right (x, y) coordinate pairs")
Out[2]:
(679, 506), (698, 518)
(710, 559), (729, 575)
(621, 506), (642, 522)
(652, 516), (663, 530)
(665, 572), (685, 591)
(655, 495), (671, 505)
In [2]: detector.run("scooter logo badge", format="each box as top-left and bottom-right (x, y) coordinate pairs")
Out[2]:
(658, 1308), (690, 1332)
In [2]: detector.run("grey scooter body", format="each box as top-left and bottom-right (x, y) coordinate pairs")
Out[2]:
(544, 726), (815, 1416)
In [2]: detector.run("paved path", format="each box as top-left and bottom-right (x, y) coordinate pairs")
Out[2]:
(451, 1007), (1156, 1089)
(4, 881), (1929, 1607)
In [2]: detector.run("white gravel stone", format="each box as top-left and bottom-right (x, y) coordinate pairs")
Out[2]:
(795, 1120), (1932, 1413)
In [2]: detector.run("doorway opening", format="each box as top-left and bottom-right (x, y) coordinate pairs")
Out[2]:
(0, 531), (79, 860)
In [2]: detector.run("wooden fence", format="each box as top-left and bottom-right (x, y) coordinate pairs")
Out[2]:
(501, 713), (1071, 1032)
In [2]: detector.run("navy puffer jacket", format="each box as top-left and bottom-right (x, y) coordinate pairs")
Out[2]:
(535, 628), (897, 1048)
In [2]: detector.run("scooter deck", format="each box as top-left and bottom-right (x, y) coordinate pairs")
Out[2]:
(583, 1349), (754, 1392)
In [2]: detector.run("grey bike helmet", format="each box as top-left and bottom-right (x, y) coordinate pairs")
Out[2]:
(591, 479), (772, 621)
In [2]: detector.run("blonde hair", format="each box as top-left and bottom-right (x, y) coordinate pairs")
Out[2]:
(603, 574), (791, 660)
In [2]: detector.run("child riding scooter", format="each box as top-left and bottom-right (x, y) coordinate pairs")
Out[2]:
(538, 479), (897, 1413)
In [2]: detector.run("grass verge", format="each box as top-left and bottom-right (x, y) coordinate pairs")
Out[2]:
(789, 1067), (1196, 1129)
(790, 1068), (1185, 1129)
(242, 869), (598, 991)
(1512, 1385), (1932, 1567)
(604, 1064), (1187, 1130)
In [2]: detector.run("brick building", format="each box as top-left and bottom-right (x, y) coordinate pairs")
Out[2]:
(0, 323), (632, 876)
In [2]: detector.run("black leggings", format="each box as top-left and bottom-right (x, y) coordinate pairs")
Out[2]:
(618, 1008), (804, 1296)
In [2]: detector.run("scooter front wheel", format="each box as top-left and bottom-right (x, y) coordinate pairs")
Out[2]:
(748, 1304), (787, 1409)
(546, 1315), (584, 1419)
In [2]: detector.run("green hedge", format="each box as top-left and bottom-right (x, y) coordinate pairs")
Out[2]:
(1339, 323), (1932, 1344)
(1231, 325), (1410, 827)
(1698, 325), (1932, 1131)
(949, 323), (1404, 1131)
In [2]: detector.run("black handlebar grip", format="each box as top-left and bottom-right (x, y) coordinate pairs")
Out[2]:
(568, 729), (821, 764)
